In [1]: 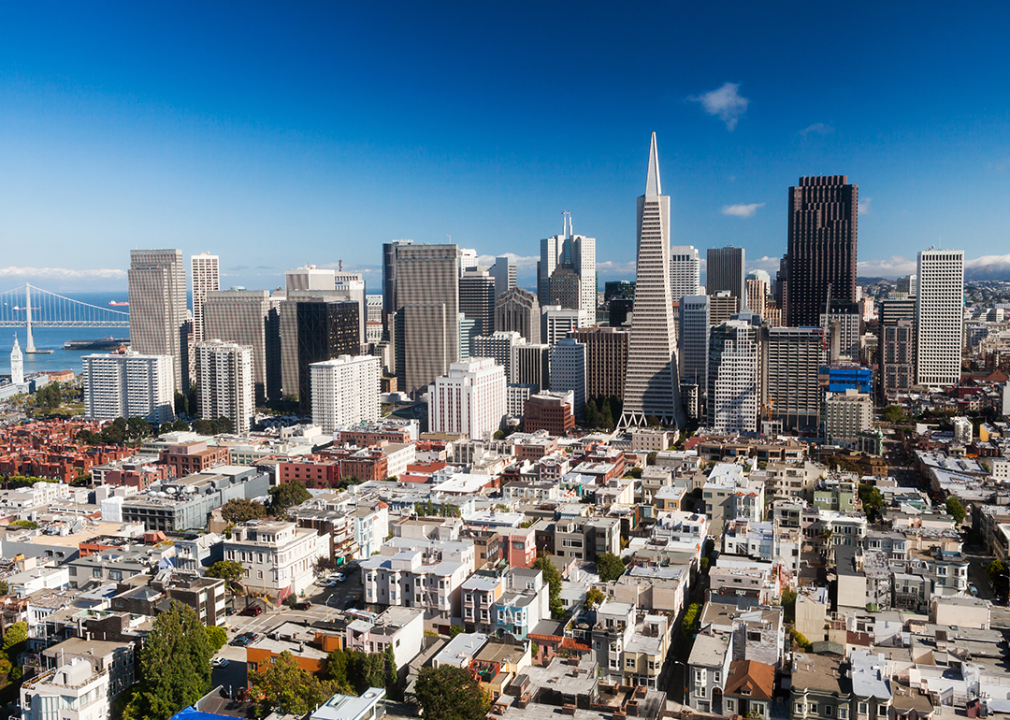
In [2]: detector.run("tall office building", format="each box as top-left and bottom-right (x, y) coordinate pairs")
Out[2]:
(428, 358), (507, 439)
(190, 253), (220, 343)
(459, 314), (479, 360)
(511, 344), (551, 392)
(128, 249), (188, 393)
(538, 216), (596, 316)
(295, 301), (360, 413)
(195, 340), (254, 434)
(459, 248), (479, 274)
(460, 269), (496, 337)
(669, 246), (702, 301)
(765, 326), (823, 433)
(204, 289), (282, 404)
(879, 298), (916, 401)
(280, 291), (355, 401)
(541, 306), (592, 346)
(334, 272), (368, 347)
(394, 244), (460, 397)
(678, 295), (710, 408)
(708, 292), (739, 326)
(473, 331), (524, 379)
(382, 240), (413, 339)
(83, 351), (175, 424)
(707, 319), (761, 433)
(495, 287), (541, 344)
(550, 338), (587, 421)
(745, 274), (768, 318)
(310, 354), (381, 434)
(706, 247), (746, 305)
(286, 265), (336, 292)
(570, 326), (628, 402)
(619, 134), (684, 429)
(820, 301), (862, 362)
(489, 256), (517, 306)
(785, 176), (858, 327)
(915, 249), (964, 386)
(548, 267), (581, 310)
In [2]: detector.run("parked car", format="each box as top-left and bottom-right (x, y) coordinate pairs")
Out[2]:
(969, 584), (979, 596)
(291, 601), (312, 610)
(230, 632), (258, 647)
(240, 605), (263, 617)
(212, 657), (230, 668)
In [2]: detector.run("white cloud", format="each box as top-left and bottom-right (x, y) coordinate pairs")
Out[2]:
(856, 256), (916, 277)
(721, 203), (765, 218)
(689, 82), (749, 131)
(0, 266), (127, 280)
(596, 260), (637, 276)
(746, 256), (784, 274)
(858, 197), (872, 215)
(965, 254), (1010, 269)
(800, 123), (834, 136)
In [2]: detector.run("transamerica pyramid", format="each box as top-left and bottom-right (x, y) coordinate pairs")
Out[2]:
(618, 133), (686, 429)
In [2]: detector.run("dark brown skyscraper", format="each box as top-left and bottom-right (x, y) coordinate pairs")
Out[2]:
(785, 175), (858, 327)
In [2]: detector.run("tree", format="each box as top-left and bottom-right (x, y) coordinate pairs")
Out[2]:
(629, 467), (643, 479)
(0, 580), (8, 596)
(858, 483), (886, 522)
(174, 391), (188, 417)
(647, 451), (658, 466)
(447, 624), (465, 638)
(533, 554), (564, 619)
(681, 603), (701, 636)
(415, 665), (489, 720)
(383, 643), (398, 697)
(124, 601), (213, 720)
(883, 405), (908, 425)
(780, 588), (797, 624)
(945, 496), (966, 524)
(205, 625), (227, 653)
(584, 587), (605, 609)
(250, 651), (336, 717)
(269, 480), (311, 515)
(206, 560), (245, 585)
(596, 553), (626, 582)
(2, 621), (28, 668)
(221, 498), (267, 524)
(127, 416), (153, 440)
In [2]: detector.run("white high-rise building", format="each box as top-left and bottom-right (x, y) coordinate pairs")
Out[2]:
(195, 340), (254, 434)
(285, 265), (335, 292)
(539, 215), (596, 317)
(915, 249), (964, 386)
(541, 306), (592, 346)
(128, 249), (188, 393)
(707, 320), (760, 433)
(619, 133), (684, 429)
(669, 246), (702, 301)
(310, 354), (381, 434)
(473, 331), (524, 378)
(190, 253), (220, 343)
(83, 351), (175, 424)
(428, 357), (506, 439)
(10, 334), (23, 386)
(489, 256), (517, 306)
(459, 248), (480, 274)
(549, 338), (587, 420)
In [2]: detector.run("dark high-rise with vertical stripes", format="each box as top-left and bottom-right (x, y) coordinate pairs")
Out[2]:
(785, 175), (858, 328)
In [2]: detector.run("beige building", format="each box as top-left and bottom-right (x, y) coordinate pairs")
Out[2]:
(223, 520), (326, 598)
(824, 390), (873, 446)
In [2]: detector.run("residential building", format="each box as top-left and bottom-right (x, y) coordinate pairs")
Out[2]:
(429, 358), (507, 440)
(310, 355), (381, 433)
(789, 653), (853, 720)
(194, 340), (254, 434)
(824, 390), (873, 446)
(82, 351), (175, 425)
(190, 252), (219, 343)
(21, 659), (111, 720)
(344, 606), (424, 671)
(786, 176), (859, 327)
(224, 520), (326, 598)
(619, 133), (683, 428)
(688, 630), (733, 714)
(723, 660), (775, 720)
(128, 249), (188, 392)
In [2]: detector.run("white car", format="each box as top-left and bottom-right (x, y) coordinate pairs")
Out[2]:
(212, 657), (229, 668)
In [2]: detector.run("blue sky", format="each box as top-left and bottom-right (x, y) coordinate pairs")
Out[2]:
(1, 2), (1009, 292)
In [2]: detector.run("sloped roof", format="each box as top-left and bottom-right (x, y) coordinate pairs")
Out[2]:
(723, 660), (775, 701)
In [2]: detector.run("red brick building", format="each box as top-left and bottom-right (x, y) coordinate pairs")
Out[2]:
(523, 394), (574, 436)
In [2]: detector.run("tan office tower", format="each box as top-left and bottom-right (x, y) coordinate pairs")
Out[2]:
(570, 326), (629, 401)
(195, 340), (254, 434)
(618, 133), (684, 428)
(129, 249), (188, 393)
(393, 243), (459, 397)
(495, 287), (541, 344)
(204, 289), (283, 404)
(190, 253), (220, 343)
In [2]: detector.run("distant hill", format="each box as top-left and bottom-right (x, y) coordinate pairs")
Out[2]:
(966, 265), (1010, 283)
(857, 276), (895, 285)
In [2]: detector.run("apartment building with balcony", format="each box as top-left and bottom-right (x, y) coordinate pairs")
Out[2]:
(223, 520), (326, 599)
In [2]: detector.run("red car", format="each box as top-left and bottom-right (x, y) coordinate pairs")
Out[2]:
(241, 605), (263, 616)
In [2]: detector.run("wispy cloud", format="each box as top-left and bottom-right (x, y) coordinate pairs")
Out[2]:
(0, 266), (127, 280)
(689, 82), (749, 131)
(800, 123), (834, 136)
(596, 260), (637, 276)
(966, 254), (1010, 269)
(858, 197), (872, 215)
(721, 203), (765, 218)
(747, 256), (784, 274)
(857, 256), (916, 277)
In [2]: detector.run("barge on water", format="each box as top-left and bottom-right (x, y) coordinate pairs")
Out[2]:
(63, 338), (130, 351)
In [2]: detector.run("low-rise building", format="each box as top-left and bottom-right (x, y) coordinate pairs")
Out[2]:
(223, 520), (326, 599)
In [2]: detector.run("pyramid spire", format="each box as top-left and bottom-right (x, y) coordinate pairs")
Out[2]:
(645, 132), (662, 197)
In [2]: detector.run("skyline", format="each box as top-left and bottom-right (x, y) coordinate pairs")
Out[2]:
(2, 3), (1010, 291)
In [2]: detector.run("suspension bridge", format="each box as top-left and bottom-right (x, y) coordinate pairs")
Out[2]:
(0, 283), (129, 353)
